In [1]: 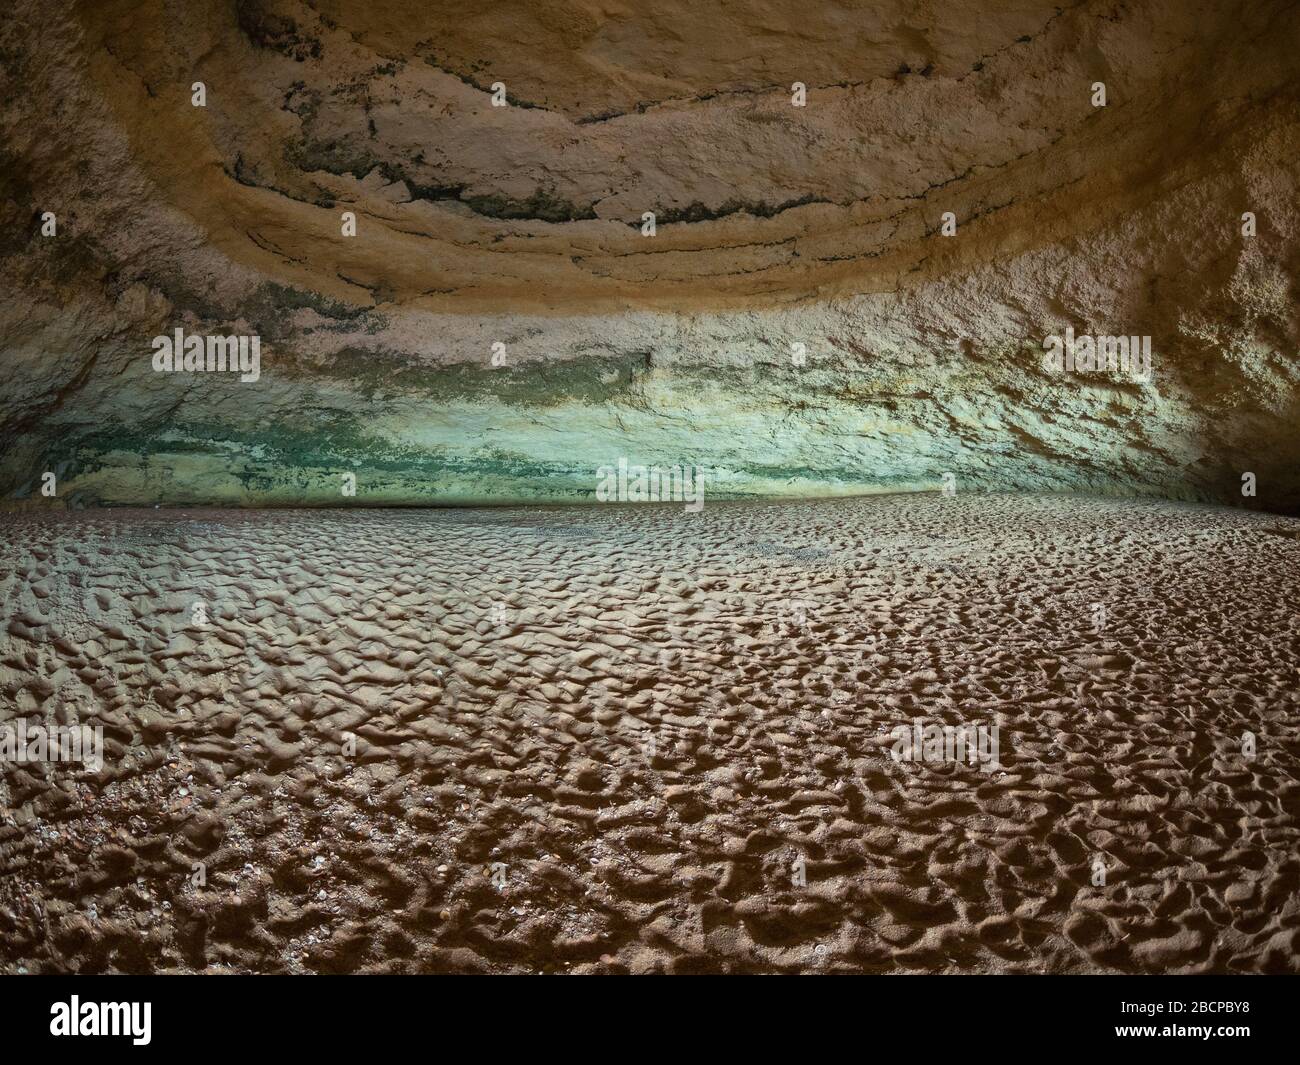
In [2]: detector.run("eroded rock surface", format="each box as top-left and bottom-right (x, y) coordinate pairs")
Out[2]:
(1, 0), (1299, 507)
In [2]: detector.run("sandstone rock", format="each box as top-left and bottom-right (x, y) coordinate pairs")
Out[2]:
(1, 0), (1297, 510)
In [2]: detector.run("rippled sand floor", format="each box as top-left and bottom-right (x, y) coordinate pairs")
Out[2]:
(1, 494), (1298, 973)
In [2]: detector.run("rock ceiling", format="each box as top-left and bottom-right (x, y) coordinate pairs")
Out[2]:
(1, 0), (1298, 508)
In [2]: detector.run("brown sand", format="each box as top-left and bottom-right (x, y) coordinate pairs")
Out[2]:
(1, 494), (1298, 973)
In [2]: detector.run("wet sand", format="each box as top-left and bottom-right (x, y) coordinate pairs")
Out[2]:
(1, 494), (1298, 973)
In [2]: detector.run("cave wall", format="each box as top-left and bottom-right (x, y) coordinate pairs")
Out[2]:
(1, 0), (1298, 509)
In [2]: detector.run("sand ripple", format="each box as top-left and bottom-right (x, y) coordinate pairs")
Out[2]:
(1, 495), (1298, 973)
